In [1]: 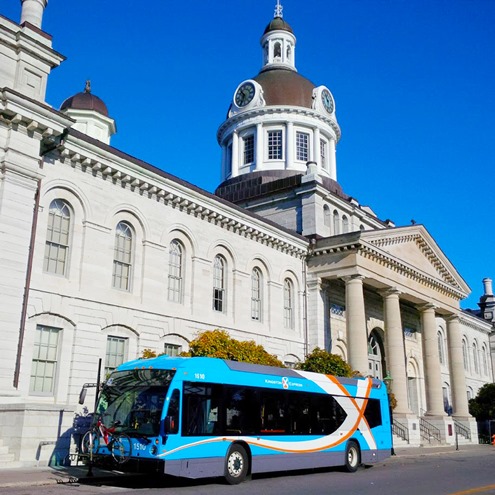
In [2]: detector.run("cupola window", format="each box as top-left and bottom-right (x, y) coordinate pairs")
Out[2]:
(296, 131), (309, 161)
(243, 134), (254, 165)
(268, 130), (283, 160)
(320, 139), (328, 170)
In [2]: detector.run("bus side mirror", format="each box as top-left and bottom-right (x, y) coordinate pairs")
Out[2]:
(79, 387), (87, 405)
(165, 415), (178, 434)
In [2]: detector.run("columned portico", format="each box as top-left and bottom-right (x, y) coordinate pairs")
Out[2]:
(446, 315), (470, 418)
(420, 304), (445, 417)
(381, 288), (411, 415)
(344, 275), (368, 375)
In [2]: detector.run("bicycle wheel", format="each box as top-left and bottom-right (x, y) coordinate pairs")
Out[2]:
(81, 430), (99, 455)
(111, 433), (132, 464)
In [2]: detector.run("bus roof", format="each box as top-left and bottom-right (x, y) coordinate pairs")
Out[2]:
(116, 356), (384, 390)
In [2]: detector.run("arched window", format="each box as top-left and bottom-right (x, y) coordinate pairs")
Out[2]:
(368, 333), (383, 379)
(274, 41), (281, 60)
(323, 205), (330, 228)
(482, 344), (488, 376)
(212, 255), (226, 312)
(283, 278), (294, 329)
(333, 210), (340, 235)
(112, 222), (133, 291)
(472, 342), (479, 374)
(168, 240), (183, 303)
(437, 330), (446, 365)
(342, 215), (349, 233)
(44, 199), (71, 275)
(462, 338), (469, 371)
(251, 268), (262, 321)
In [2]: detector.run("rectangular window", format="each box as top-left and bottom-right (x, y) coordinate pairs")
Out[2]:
(267, 130), (283, 160)
(105, 336), (127, 375)
(30, 325), (61, 394)
(296, 131), (309, 161)
(320, 139), (327, 169)
(164, 343), (182, 356)
(243, 135), (254, 165)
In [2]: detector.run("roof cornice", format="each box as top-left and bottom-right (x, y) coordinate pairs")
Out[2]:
(217, 105), (341, 144)
(49, 128), (308, 258)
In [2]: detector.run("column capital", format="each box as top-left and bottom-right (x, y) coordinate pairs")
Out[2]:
(446, 313), (461, 324)
(342, 274), (365, 284)
(379, 287), (401, 298)
(418, 302), (436, 313)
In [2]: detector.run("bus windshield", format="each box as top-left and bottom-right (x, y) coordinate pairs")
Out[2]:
(96, 368), (175, 437)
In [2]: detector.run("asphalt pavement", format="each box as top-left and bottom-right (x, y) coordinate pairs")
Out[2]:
(0, 444), (491, 490)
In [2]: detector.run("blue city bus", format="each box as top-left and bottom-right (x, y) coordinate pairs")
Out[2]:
(91, 356), (392, 483)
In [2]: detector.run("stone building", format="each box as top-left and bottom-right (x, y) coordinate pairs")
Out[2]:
(0, 0), (492, 465)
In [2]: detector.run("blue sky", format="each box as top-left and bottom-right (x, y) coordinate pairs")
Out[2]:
(3, 0), (495, 308)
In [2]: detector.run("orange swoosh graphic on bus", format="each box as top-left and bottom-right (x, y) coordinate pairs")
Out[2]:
(160, 377), (375, 457)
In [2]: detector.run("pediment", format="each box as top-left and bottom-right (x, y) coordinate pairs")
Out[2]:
(360, 225), (470, 294)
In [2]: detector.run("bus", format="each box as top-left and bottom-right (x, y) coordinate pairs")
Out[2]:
(86, 356), (392, 484)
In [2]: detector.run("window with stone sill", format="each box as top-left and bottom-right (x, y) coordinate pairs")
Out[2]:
(168, 240), (184, 303)
(213, 255), (226, 313)
(30, 324), (61, 394)
(251, 268), (262, 321)
(44, 199), (71, 276)
(112, 221), (133, 291)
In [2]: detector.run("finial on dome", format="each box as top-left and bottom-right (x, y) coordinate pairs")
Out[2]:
(84, 80), (91, 93)
(274, 0), (283, 18)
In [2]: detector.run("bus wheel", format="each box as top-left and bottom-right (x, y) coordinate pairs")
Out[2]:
(225, 444), (248, 485)
(344, 440), (361, 472)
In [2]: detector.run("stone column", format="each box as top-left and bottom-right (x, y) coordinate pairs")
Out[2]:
(328, 138), (337, 181)
(286, 121), (294, 169)
(255, 123), (263, 171)
(420, 304), (445, 416)
(231, 131), (239, 178)
(382, 288), (411, 415)
(344, 275), (368, 376)
(446, 315), (470, 417)
(313, 127), (320, 166)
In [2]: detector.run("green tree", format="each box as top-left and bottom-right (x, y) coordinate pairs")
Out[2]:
(469, 383), (495, 420)
(183, 329), (284, 367)
(296, 347), (355, 377)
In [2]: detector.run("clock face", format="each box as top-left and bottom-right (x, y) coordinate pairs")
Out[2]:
(235, 82), (255, 107)
(321, 89), (334, 113)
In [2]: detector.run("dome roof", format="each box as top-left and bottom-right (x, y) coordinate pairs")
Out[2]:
(60, 83), (109, 117)
(263, 16), (293, 35)
(253, 68), (315, 108)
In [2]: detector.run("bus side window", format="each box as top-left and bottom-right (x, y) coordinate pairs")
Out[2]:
(363, 398), (382, 428)
(166, 389), (180, 434)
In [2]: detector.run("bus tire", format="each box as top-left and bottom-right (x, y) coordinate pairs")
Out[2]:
(225, 444), (249, 485)
(344, 440), (361, 472)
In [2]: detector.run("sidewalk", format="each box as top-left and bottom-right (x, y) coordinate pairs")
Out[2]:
(0, 444), (491, 489)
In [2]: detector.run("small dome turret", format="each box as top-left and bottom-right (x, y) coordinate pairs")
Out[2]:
(60, 80), (109, 116)
(60, 81), (116, 144)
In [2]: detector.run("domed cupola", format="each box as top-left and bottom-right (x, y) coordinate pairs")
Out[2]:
(60, 81), (116, 144)
(216, 1), (341, 197)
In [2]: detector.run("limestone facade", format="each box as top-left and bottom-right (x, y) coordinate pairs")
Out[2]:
(0, 2), (493, 465)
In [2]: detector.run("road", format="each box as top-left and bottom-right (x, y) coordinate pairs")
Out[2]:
(1, 447), (494, 495)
